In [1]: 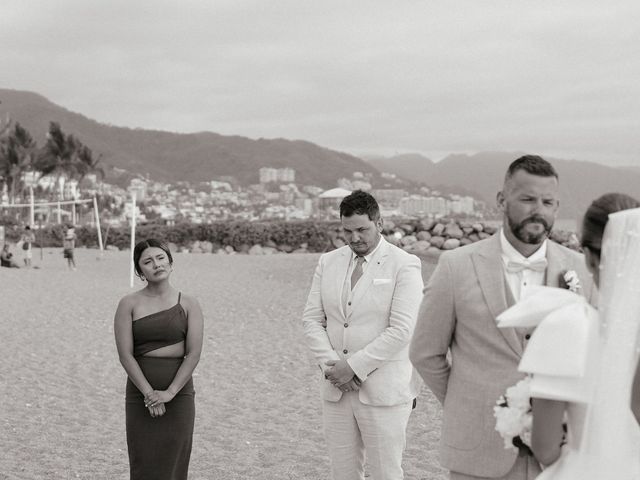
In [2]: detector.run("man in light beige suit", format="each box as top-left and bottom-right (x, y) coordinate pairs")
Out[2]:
(302, 190), (424, 480)
(410, 156), (593, 480)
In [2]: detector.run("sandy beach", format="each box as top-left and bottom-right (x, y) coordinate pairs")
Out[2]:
(0, 248), (445, 480)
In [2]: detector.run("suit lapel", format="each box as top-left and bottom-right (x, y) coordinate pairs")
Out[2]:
(545, 241), (568, 288)
(347, 239), (388, 319)
(504, 276), (516, 307)
(334, 247), (351, 319)
(472, 234), (523, 356)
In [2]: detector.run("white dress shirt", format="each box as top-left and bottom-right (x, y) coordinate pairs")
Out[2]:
(499, 228), (547, 301)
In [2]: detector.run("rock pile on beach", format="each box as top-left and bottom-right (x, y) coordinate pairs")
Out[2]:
(165, 218), (581, 255)
(379, 218), (496, 256)
(170, 240), (311, 255)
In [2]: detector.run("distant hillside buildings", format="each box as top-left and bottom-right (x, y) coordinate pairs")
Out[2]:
(398, 194), (474, 216)
(20, 171), (80, 199)
(259, 167), (295, 183)
(128, 178), (148, 201)
(11, 166), (479, 226)
(124, 167), (478, 223)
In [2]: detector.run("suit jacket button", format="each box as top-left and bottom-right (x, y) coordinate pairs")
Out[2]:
(348, 301), (352, 306)
(343, 349), (348, 354)
(525, 334), (531, 340)
(344, 323), (348, 328)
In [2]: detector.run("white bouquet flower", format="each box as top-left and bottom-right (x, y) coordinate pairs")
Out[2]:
(493, 376), (533, 452)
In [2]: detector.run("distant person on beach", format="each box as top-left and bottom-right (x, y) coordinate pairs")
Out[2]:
(20, 225), (35, 267)
(114, 239), (204, 480)
(63, 226), (76, 270)
(1, 244), (20, 268)
(301, 190), (424, 480)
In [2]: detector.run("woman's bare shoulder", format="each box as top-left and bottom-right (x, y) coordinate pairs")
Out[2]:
(117, 290), (147, 310)
(179, 292), (202, 311)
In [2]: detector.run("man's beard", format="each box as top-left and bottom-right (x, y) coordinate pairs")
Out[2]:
(508, 214), (553, 244)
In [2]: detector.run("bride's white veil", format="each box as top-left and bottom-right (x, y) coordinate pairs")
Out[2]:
(576, 207), (640, 477)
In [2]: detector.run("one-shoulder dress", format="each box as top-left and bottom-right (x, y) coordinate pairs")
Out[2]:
(126, 293), (195, 480)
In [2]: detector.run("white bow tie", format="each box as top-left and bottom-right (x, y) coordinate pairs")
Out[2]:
(506, 258), (548, 273)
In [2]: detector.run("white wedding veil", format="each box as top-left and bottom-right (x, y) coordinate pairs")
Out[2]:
(576, 207), (640, 477)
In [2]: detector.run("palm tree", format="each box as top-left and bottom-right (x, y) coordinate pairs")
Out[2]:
(34, 122), (80, 198)
(0, 115), (10, 139)
(0, 116), (11, 203)
(76, 143), (105, 185)
(34, 122), (107, 203)
(0, 120), (36, 204)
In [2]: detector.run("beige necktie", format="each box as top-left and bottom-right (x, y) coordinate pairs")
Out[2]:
(351, 256), (365, 290)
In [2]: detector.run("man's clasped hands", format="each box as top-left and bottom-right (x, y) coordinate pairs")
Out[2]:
(325, 359), (361, 392)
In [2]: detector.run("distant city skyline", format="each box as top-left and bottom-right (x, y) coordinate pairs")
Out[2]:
(2, 1), (639, 167)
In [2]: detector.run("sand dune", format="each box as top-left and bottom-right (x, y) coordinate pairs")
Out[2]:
(0, 248), (445, 480)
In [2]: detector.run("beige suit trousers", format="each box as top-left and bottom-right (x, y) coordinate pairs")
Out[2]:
(323, 391), (413, 480)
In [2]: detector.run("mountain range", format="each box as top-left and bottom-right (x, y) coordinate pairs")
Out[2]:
(366, 152), (640, 220)
(0, 89), (379, 187)
(2, 88), (639, 219)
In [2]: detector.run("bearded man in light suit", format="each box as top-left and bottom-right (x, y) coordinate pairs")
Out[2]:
(302, 190), (424, 480)
(410, 156), (593, 480)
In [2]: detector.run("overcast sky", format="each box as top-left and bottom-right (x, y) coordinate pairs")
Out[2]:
(2, 1), (639, 166)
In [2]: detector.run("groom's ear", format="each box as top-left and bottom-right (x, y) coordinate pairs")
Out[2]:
(496, 190), (506, 212)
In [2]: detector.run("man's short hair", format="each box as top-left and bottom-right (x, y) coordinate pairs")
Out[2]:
(505, 155), (558, 183)
(339, 190), (380, 221)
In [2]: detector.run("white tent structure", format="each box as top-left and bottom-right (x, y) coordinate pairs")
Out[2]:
(318, 188), (352, 217)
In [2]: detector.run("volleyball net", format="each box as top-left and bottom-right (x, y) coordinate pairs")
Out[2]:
(2, 193), (142, 287)
(0, 196), (103, 252)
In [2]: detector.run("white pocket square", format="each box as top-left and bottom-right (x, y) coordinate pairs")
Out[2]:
(373, 278), (392, 285)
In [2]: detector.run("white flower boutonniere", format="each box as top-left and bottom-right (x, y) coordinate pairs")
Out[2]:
(562, 270), (581, 293)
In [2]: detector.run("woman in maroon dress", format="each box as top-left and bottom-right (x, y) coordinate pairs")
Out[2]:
(114, 239), (204, 480)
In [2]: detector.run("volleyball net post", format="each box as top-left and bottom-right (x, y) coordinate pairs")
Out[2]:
(129, 192), (136, 288)
(93, 196), (104, 255)
(29, 187), (35, 226)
